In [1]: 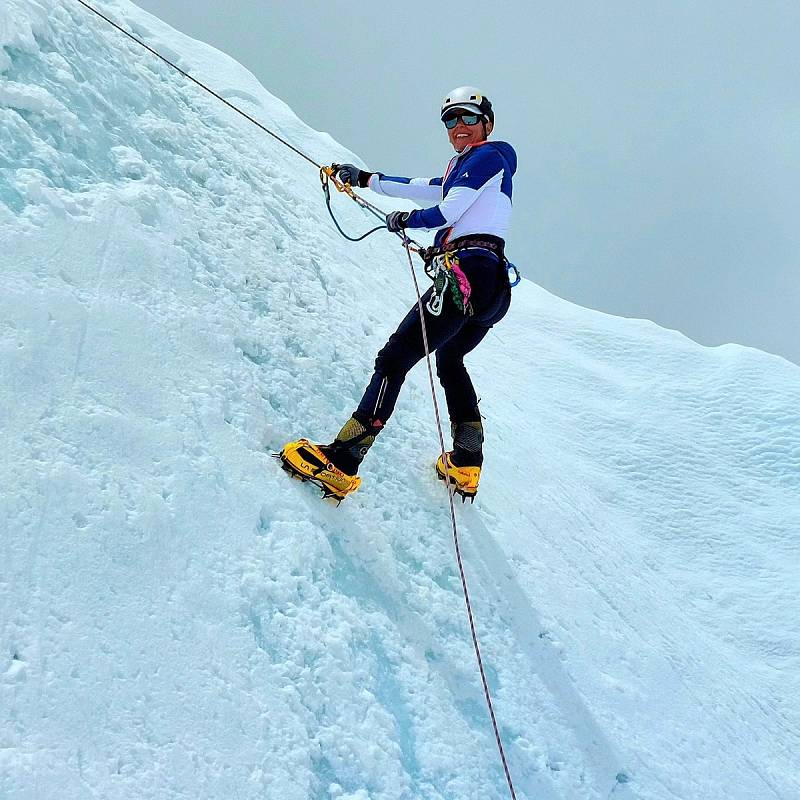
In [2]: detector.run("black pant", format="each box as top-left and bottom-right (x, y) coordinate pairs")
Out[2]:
(356, 251), (511, 425)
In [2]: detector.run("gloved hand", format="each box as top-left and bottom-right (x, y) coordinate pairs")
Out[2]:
(386, 211), (410, 232)
(332, 163), (371, 188)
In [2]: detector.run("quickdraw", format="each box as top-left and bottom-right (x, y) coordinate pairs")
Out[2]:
(319, 166), (386, 243)
(320, 165), (426, 251)
(424, 251), (472, 316)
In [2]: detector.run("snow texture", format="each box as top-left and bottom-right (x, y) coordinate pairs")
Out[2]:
(2, 2), (799, 799)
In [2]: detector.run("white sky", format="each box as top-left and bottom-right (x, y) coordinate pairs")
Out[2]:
(133, 0), (800, 365)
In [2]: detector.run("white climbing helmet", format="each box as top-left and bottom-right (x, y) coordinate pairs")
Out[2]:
(440, 86), (494, 124)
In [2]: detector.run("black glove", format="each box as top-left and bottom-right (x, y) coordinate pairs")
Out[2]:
(332, 163), (371, 188)
(386, 211), (410, 232)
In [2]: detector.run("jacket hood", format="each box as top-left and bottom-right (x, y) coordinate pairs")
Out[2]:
(485, 140), (517, 174)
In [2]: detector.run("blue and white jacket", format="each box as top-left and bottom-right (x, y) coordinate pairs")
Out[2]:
(367, 140), (517, 249)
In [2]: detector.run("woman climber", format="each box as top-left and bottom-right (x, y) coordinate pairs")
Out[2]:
(278, 86), (517, 502)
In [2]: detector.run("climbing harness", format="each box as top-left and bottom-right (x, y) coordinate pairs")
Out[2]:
(71, 4), (518, 797)
(420, 235), (520, 316)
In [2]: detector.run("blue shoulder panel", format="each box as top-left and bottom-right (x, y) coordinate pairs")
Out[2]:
(443, 143), (515, 200)
(491, 142), (516, 199)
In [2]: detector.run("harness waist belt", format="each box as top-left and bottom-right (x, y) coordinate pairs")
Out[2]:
(421, 235), (506, 264)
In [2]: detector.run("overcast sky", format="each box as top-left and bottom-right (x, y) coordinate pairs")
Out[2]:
(133, 0), (799, 365)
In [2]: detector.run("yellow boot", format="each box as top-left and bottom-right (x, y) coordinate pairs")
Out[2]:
(435, 452), (481, 502)
(277, 439), (361, 502)
(276, 416), (381, 503)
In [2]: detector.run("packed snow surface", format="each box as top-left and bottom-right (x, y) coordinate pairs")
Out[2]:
(2, 2), (799, 798)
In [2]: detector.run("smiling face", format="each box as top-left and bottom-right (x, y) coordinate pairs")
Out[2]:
(446, 114), (494, 153)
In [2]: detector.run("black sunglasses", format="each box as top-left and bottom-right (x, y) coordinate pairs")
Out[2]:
(443, 113), (483, 129)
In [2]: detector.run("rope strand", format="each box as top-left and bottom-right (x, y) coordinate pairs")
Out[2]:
(401, 240), (518, 800)
(76, 0), (422, 249)
(75, 0), (320, 169)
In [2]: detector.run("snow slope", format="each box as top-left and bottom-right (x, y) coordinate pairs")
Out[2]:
(2, 2), (799, 799)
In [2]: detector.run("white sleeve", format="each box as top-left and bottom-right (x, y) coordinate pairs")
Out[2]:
(433, 170), (502, 226)
(367, 174), (443, 204)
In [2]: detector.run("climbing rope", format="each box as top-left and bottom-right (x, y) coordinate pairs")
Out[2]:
(75, 0), (422, 251)
(72, 3), (517, 797)
(401, 238), (518, 799)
